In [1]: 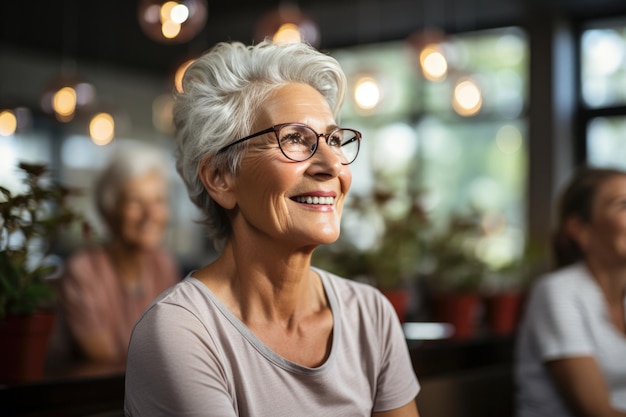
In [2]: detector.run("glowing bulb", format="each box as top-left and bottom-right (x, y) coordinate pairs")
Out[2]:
(160, 1), (177, 22)
(453, 78), (482, 116)
(0, 110), (17, 136)
(89, 113), (115, 145)
(354, 77), (381, 110)
(174, 59), (194, 93)
(255, 5), (319, 47)
(53, 86), (77, 122)
(420, 45), (448, 81)
(162, 20), (181, 38)
(273, 23), (302, 45)
(139, 0), (207, 44)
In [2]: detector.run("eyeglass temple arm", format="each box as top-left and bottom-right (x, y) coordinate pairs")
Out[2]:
(217, 127), (276, 154)
(341, 136), (359, 147)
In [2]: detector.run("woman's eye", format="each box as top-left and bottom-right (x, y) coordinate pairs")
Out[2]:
(281, 133), (307, 145)
(328, 134), (342, 147)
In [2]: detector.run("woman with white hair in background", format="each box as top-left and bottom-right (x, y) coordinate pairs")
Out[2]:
(58, 145), (181, 364)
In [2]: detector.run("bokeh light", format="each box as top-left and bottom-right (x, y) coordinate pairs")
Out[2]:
(254, 4), (319, 47)
(354, 76), (381, 110)
(496, 125), (523, 154)
(452, 77), (483, 116)
(89, 112), (115, 146)
(138, 0), (208, 44)
(0, 110), (17, 137)
(420, 44), (448, 81)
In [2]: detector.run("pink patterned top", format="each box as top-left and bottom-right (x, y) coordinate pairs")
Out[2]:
(59, 246), (181, 362)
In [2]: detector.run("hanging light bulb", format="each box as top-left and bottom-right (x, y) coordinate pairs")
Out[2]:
(0, 110), (17, 137)
(354, 76), (382, 110)
(407, 28), (449, 82)
(89, 112), (115, 146)
(41, 74), (96, 123)
(273, 23), (303, 45)
(452, 77), (483, 116)
(0, 106), (33, 136)
(52, 86), (77, 122)
(138, 0), (208, 44)
(254, 3), (320, 47)
(419, 43), (448, 81)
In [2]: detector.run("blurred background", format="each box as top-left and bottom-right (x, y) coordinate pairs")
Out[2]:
(4, 1), (626, 415)
(2, 0), (626, 302)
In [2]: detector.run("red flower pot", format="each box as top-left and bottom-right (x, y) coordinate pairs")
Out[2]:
(0, 311), (56, 384)
(431, 292), (481, 340)
(484, 291), (525, 336)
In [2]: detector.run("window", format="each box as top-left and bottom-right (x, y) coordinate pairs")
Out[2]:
(580, 17), (626, 169)
(314, 27), (529, 282)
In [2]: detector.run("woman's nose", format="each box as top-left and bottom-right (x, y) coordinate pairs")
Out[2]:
(309, 139), (343, 175)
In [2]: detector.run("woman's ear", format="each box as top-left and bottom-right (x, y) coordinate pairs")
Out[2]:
(564, 216), (590, 251)
(198, 162), (237, 210)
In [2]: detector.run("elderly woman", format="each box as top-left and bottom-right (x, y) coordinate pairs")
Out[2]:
(124, 41), (420, 416)
(59, 145), (181, 364)
(515, 166), (626, 417)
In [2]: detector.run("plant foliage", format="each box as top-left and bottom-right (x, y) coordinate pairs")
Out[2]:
(0, 162), (82, 319)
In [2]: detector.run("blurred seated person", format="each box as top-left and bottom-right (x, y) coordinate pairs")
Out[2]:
(515, 166), (626, 417)
(58, 145), (181, 364)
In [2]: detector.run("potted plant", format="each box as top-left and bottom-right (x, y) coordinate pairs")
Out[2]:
(481, 241), (545, 336)
(0, 162), (82, 383)
(313, 188), (430, 322)
(422, 210), (489, 339)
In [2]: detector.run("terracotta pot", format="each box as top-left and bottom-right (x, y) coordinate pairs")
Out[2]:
(0, 311), (56, 384)
(431, 292), (481, 340)
(381, 288), (410, 323)
(484, 291), (525, 336)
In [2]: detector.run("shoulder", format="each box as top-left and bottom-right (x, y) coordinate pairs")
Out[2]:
(525, 263), (599, 320)
(532, 263), (592, 298)
(131, 278), (226, 351)
(64, 246), (108, 278)
(139, 277), (211, 323)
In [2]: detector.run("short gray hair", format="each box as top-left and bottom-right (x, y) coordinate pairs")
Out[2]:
(173, 40), (347, 251)
(94, 144), (169, 230)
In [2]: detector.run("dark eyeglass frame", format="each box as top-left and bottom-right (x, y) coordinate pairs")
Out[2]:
(217, 122), (362, 165)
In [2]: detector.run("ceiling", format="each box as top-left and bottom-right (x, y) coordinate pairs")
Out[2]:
(2, 0), (626, 79)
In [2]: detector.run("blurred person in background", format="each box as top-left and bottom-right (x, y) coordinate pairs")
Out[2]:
(58, 145), (181, 364)
(515, 166), (626, 417)
(124, 40), (420, 416)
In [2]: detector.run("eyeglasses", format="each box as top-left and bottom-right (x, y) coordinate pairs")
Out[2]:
(217, 123), (362, 165)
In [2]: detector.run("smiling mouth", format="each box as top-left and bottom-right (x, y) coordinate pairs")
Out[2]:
(292, 196), (335, 205)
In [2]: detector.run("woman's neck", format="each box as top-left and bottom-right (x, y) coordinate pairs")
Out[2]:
(200, 240), (325, 324)
(585, 257), (626, 301)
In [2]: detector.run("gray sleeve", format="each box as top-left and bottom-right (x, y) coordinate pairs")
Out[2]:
(124, 302), (237, 417)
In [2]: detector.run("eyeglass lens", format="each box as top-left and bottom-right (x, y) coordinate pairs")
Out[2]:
(277, 124), (360, 164)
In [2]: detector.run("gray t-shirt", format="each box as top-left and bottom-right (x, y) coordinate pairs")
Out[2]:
(515, 263), (626, 417)
(124, 267), (420, 417)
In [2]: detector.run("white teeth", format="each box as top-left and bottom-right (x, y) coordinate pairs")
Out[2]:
(294, 196), (335, 205)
